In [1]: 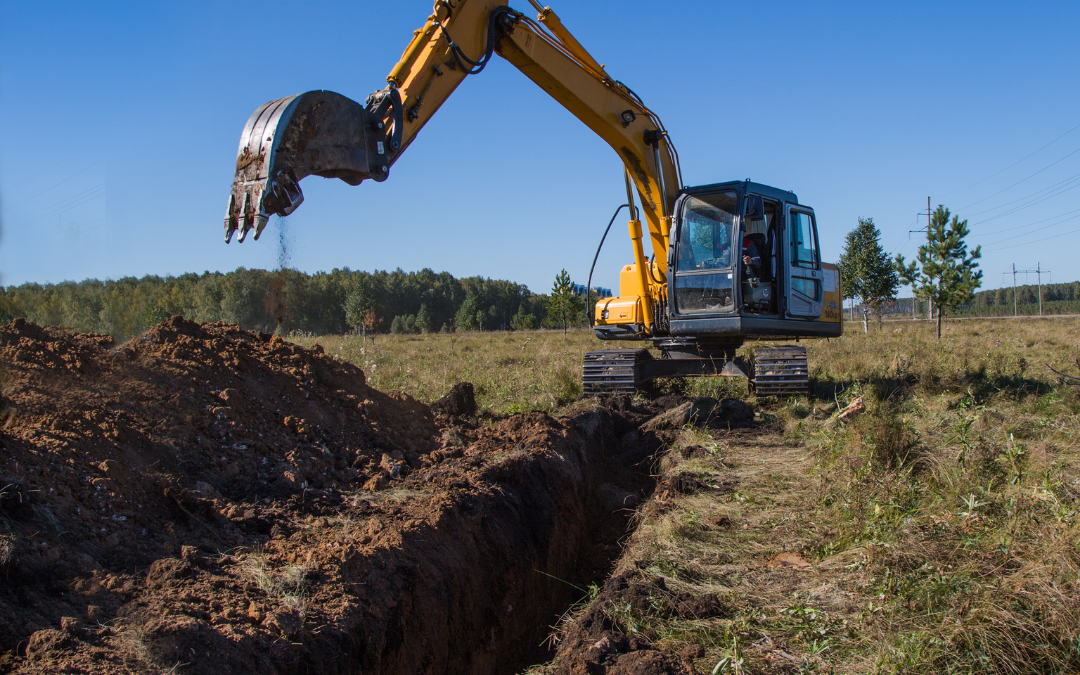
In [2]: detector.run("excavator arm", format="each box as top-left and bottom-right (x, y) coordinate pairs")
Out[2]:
(224, 1), (681, 332)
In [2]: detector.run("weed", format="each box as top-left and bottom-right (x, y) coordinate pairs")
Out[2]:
(238, 552), (311, 612)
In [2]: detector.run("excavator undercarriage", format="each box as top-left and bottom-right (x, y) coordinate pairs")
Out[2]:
(582, 343), (810, 397)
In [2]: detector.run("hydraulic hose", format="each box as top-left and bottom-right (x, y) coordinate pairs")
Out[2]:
(436, 7), (520, 75)
(587, 204), (629, 327)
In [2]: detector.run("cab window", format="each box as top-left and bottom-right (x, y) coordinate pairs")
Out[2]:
(790, 210), (818, 268)
(676, 192), (737, 271)
(674, 190), (738, 314)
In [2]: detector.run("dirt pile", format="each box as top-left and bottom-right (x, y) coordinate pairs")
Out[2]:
(0, 318), (702, 674)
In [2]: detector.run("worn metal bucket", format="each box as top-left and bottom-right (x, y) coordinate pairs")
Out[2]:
(224, 88), (401, 243)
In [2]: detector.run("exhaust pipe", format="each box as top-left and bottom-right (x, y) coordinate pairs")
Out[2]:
(224, 88), (402, 243)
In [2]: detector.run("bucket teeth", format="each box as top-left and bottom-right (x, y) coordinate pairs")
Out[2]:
(224, 194), (237, 243)
(253, 214), (270, 240)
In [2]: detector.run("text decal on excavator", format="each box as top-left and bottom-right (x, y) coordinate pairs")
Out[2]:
(824, 300), (840, 321)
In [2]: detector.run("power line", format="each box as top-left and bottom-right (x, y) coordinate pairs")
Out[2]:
(957, 144), (1080, 211)
(980, 212), (1080, 248)
(22, 182), (106, 218)
(943, 120), (1080, 197)
(968, 177), (1080, 227)
(886, 213), (922, 254)
(12, 158), (105, 207)
(974, 206), (1080, 239)
(4, 160), (65, 191)
(966, 170), (1080, 218)
(983, 225), (1080, 253)
(22, 186), (106, 225)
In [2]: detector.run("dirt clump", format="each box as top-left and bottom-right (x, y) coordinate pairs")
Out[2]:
(640, 398), (753, 433)
(0, 317), (449, 671)
(430, 381), (477, 419)
(545, 573), (710, 674)
(655, 472), (738, 499)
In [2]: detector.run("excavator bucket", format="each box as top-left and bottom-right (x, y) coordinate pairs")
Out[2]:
(224, 88), (402, 243)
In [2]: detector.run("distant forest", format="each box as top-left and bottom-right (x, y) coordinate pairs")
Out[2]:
(959, 281), (1080, 316)
(0, 268), (560, 340)
(872, 281), (1080, 318)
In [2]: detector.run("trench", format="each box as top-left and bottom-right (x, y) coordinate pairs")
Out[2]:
(298, 405), (660, 675)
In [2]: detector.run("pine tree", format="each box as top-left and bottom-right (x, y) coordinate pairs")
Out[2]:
(415, 303), (433, 334)
(545, 269), (584, 335)
(837, 217), (900, 333)
(895, 205), (982, 339)
(454, 293), (480, 331)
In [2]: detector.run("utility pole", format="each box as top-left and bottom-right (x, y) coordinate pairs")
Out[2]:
(1038, 262), (1043, 316)
(1008, 265), (1052, 317)
(1013, 263), (1017, 317)
(926, 196), (932, 322)
(909, 197), (934, 322)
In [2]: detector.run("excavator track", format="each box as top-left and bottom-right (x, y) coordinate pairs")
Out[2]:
(751, 346), (809, 396)
(582, 349), (647, 395)
(582, 348), (752, 396)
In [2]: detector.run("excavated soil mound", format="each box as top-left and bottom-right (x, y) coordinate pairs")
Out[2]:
(0, 318), (689, 674)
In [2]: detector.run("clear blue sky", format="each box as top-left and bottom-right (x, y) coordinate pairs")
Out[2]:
(2, 0), (1078, 296)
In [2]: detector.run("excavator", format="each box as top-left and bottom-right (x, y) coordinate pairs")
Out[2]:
(223, 0), (843, 396)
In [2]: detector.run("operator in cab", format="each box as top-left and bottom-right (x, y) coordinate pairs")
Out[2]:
(742, 237), (761, 278)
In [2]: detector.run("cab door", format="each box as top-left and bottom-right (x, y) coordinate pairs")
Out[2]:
(783, 205), (824, 318)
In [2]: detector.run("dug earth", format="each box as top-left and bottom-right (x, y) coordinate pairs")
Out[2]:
(0, 318), (753, 674)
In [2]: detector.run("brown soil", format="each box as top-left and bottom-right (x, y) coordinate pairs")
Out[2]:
(0, 318), (703, 674)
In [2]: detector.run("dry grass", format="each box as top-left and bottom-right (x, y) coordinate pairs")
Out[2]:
(294, 328), (641, 414)
(237, 551), (311, 613)
(794, 319), (1080, 673)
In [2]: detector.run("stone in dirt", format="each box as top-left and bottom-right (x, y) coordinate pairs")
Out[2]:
(767, 552), (812, 570)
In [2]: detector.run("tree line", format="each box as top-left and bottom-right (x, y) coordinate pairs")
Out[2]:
(0, 267), (597, 340)
(965, 281), (1080, 309)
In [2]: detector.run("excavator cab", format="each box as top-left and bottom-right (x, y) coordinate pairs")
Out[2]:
(665, 178), (825, 328)
(585, 181), (842, 396)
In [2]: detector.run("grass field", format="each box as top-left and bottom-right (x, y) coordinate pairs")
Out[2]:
(298, 318), (1080, 673)
(293, 329), (640, 413)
